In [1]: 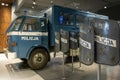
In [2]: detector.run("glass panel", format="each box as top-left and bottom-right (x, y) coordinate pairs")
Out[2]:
(22, 18), (39, 31)
(10, 18), (23, 31)
(40, 20), (46, 32)
(76, 15), (85, 26)
(76, 15), (88, 28)
(59, 12), (74, 25)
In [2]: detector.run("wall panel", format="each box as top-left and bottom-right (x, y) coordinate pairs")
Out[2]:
(0, 5), (11, 52)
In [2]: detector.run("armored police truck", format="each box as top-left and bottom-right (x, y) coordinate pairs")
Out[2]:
(5, 5), (108, 69)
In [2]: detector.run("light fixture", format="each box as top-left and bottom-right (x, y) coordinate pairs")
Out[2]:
(76, 6), (78, 9)
(1, 3), (5, 6)
(5, 4), (9, 6)
(104, 6), (107, 9)
(51, 1), (53, 4)
(32, 6), (34, 9)
(33, 0), (36, 5)
(1, 3), (9, 6)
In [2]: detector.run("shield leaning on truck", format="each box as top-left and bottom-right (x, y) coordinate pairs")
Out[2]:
(69, 31), (79, 50)
(55, 32), (61, 52)
(79, 22), (94, 65)
(60, 29), (69, 53)
(69, 31), (79, 56)
(93, 19), (120, 66)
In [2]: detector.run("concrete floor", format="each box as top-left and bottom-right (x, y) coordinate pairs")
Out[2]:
(0, 52), (107, 80)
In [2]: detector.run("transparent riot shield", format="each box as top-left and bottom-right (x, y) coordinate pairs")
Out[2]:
(70, 31), (79, 71)
(60, 29), (69, 53)
(55, 32), (61, 52)
(93, 19), (120, 66)
(79, 22), (94, 65)
(70, 31), (79, 56)
(70, 31), (79, 50)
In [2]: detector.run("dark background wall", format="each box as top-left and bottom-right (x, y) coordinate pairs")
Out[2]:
(98, 4), (120, 21)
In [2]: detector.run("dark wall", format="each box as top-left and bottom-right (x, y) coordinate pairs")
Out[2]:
(98, 5), (120, 20)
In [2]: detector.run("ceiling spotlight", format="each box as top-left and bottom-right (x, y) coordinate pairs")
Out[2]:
(33, 2), (36, 5)
(76, 6), (78, 9)
(1, 3), (5, 6)
(51, 1), (53, 4)
(33, 0), (36, 5)
(5, 4), (9, 6)
(32, 6), (34, 9)
(104, 6), (107, 9)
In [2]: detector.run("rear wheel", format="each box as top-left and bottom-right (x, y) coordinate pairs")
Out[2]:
(28, 48), (48, 70)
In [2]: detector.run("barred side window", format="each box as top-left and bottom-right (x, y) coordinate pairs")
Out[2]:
(59, 12), (74, 26)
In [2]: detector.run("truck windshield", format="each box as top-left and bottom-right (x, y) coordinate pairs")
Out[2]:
(22, 17), (39, 31)
(9, 17), (23, 31)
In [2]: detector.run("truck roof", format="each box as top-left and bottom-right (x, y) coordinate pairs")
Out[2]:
(16, 5), (108, 20)
(16, 15), (43, 19)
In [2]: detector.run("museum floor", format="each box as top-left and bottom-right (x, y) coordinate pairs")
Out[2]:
(0, 52), (107, 80)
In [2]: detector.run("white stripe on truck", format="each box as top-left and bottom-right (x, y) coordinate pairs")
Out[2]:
(7, 31), (48, 36)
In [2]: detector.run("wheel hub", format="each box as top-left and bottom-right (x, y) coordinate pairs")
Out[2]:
(34, 53), (43, 64)
(37, 57), (42, 61)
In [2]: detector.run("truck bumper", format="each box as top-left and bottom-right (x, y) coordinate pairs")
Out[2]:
(4, 48), (17, 59)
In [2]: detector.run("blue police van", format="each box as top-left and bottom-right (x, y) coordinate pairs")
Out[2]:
(5, 5), (108, 69)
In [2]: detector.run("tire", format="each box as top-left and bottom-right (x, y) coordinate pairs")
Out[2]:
(28, 48), (48, 70)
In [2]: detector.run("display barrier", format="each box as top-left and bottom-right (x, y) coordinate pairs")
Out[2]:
(79, 23), (94, 65)
(93, 19), (120, 66)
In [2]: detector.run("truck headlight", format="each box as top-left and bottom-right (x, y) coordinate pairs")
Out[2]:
(11, 42), (17, 46)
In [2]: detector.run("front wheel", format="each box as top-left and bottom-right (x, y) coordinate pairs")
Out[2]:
(28, 48), (48, 70)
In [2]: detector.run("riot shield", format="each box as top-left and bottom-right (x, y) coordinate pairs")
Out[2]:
(79, 22), (94, 65)
(70, 31), (79, 49)
(55, 32), (60, 52)
(93, 19), (120, 66)
(69, 31), (79, 56)
(60, 29), (69, 53)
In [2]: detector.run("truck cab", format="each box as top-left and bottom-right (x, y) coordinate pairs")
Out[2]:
(6, 16), (49, 69)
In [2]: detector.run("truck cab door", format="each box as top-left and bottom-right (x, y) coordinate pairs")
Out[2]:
(40, 18), (49, 48)
(18, 17), (41, 58)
